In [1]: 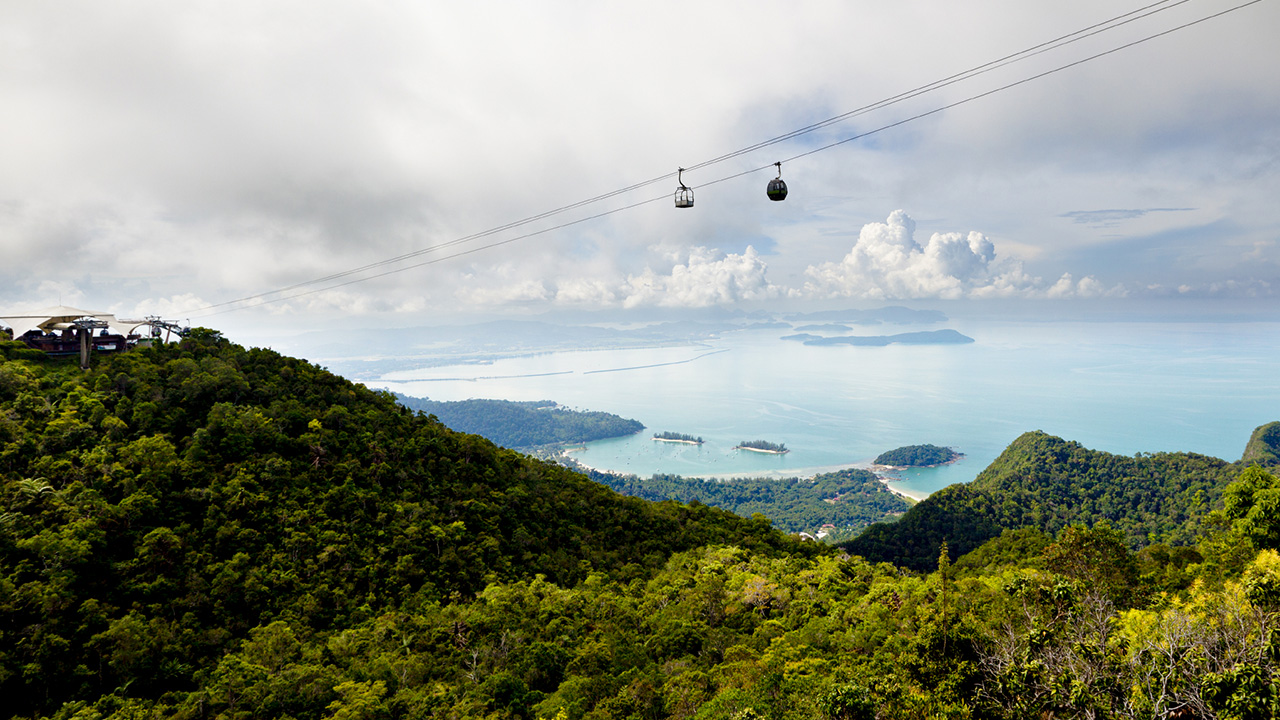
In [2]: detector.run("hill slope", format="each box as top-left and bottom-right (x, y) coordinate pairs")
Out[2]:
(1242, 421), (1280, 465)
(0, 335), (812, 716)
(842, 429), (1256, 570)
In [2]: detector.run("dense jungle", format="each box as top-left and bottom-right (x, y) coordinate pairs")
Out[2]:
(3, 334), (1280, 719)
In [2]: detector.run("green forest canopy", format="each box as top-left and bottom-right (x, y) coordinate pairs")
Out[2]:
(873, 443), (960, 467)
(736, 440), (787, 453)
(653, 431), (702, 443)
(4, 336), (1280, 719)
(587, 467), (910, 537)
(844, 430), (1265, 571)
(0, 336), (810, 718)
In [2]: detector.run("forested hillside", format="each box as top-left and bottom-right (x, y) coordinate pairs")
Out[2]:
(393, 394), (644, 449)
(5, 336), (1280, 719)
(1243, 421), (1280, 465)
(844, 430), (1267, 570)
(0, 336), (810, 718)
(589, 467), (910, 536)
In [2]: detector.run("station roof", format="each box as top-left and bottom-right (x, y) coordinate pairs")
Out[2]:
(0, 305), (135, 337)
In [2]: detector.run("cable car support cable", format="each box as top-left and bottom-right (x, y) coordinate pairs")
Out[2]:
(183, 0), (1263, 318)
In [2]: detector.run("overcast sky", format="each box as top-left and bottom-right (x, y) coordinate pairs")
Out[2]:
(3, 0), (1278, 332)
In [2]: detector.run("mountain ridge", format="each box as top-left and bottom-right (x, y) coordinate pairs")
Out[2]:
(841, 427), (1274, 570)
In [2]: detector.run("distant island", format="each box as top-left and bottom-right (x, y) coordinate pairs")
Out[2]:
(736, 439), (789, 454)
(874, 443), (962, 467)
(781, 329), (974, 346)
(394, 394), (643, 449)
(784, 305), (948, 325)
(653, 431), (703, 445)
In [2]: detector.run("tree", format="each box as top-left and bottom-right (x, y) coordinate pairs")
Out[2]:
(1224, 466), (1280, 549)
(1043, 522), (1140, 608)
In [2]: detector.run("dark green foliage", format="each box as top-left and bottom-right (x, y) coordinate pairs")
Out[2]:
(1202, 665), (1280, 720)
(6, 331), (1280, 719)
(653, 431), (702, 443)
(873, 444), (960, 467)
(0, 339), (52, 363)
(591, 467), (910, 535)
(393, 394), (644, 449)
(736, 440), (787, 453)
(843, 430), (1241, 571)
(1223, 465), (1280, 549)
(1043, 522), (1140, 607)
(0, 332), (813, 717)
(954, 527), (1050, 574)
(819, 685), (877, 720)
(1136, 542), (1203, 595)
(842, 483), (1002, 571)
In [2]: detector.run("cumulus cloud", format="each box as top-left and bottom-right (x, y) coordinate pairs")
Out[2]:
(618, 246), (785, 308)
(1044, 273), (1125, 299)
(1170, 278), (1275, 298)
(439, 246), (785, 310)
(804, 210), (1121, 300)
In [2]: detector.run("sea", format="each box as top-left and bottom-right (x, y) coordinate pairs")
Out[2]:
(363, 318), (1280, 500)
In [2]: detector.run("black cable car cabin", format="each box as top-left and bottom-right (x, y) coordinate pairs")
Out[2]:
(767, 162), (788, 201)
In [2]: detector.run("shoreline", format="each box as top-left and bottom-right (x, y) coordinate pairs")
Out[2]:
(867, 471), (928, 503)
(735, 446), (788, 455)
(566, 454), (930, 502)
(652, 437), (702, 445)
(869, 453), (965, 473)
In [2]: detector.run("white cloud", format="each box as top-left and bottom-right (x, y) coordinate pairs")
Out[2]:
(618, 246), (784, 308)
(2, 1), (1277, 319)
(804, 211), (1039, 299)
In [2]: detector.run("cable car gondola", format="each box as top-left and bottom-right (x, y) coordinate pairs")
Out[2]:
(674, 167), (694, 208)
(767, 162), (788, 201)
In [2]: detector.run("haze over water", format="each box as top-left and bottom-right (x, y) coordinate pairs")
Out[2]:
(367, 318), (1280, 499)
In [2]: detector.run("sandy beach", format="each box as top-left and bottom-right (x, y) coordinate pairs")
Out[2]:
(735, 445), (788, 455)
(565, 454), (930, 502)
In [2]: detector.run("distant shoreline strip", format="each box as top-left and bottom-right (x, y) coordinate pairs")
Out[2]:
(583, 348), (731, 375)
(381, 370), (576, 382)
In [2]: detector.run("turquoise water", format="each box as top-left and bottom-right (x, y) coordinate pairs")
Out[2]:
(369, 320), (1280, 498)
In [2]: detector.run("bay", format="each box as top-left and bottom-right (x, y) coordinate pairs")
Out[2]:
(366, 319), (1280, 499)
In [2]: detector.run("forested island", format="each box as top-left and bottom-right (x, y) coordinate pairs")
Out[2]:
(874, 443), (963, 467)
(736, 439), (788, 454)
(5, 333), (1280, 718)
(393, 393), (643, 449)
(653, 431), (703, 444)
